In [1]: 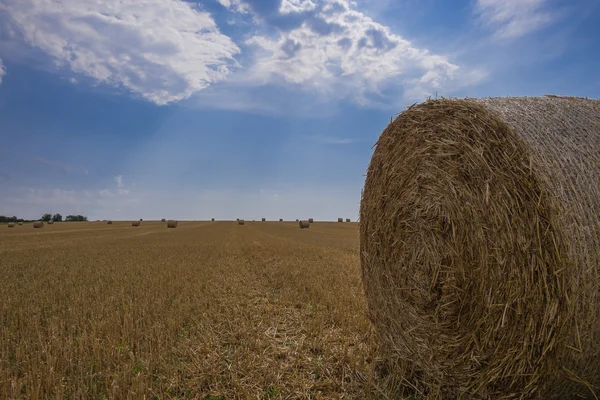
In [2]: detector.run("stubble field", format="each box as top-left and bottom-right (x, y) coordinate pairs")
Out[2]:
(0, 221), (380, 399)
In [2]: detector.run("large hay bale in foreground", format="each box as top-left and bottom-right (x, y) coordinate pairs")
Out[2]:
(7, 223), (15, 228)
(132, 221), (140, 227)
(360, 96), (600, 399)
(308, 218), (314, 223)
(33, 221), (43, 228)
(299, 220), (309, 229)
(167, 220), (178, 228)
(238, 219), (245, 225)
(337, 218), (343, 222)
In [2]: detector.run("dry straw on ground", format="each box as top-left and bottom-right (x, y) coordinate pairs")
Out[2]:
(7, 223), (15, 228)
(238, 219), (245, 225)
(309, 218), (314, 223)
(299, 220), (310, 229)
(360, 96), (600, 399)
(33, 222), (43, 228)
(167, 220), (178, 228)
(338, 218), (343, 223)
(132, 221), (140, 227)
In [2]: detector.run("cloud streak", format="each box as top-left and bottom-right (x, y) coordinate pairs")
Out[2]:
(0, 58), (5, 84)
(475, 0), (556, 39)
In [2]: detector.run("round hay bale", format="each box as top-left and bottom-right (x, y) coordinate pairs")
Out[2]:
(360, 96), (600, 399)
(161, 218), (166, 222)
(47, 220), (54, 225)
(18, 222), (23, 226)
(337, 218), (343, 222)
(33, 221), (43, 228)
(211, 218), (215, 222)
(262, 218), (266, 222)
(167, 220), (178, 228)
(299, 220), (309, 229)
(132, 221), (140, 227)
(279, 218), (283, 222)
(308, 218), (314, 223)
(107, 220), (113, 224)
(139, 219), (143, 222)
(7, 223), (15, 228)
(238, 219), (245, 225)
(345, 218), (351, 222)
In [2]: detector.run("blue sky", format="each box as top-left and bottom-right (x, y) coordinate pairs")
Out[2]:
(0, 0), (599, 221)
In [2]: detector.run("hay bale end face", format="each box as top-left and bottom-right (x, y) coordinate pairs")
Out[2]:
(238, 219), (245, 225)
(360, 96), (600, 399)
(107, 220), (113, 224)
(7, 223), (15, 228)
(33, 221), (43, 228)
(132, 221), (140, 227)
(299, 220), (309, 229)
(167, 220), (178, 228)
(337, 218), (343, 222)
(308, 218), (314, 223)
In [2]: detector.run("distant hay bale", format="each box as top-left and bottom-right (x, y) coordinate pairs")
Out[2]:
(360, 96), (600, 399)
(346, 218), (351, 222)
(33, 221), (43, 228)
(132, 221), (140, 227)
(295, 219), (299, 222)
(279, 218), (283, 222)
(18, 222), (23, 226)
(211, 218), (215, 222)
(262, 218), (266, 222)
(7, 223), (15, 228)
(107, 220), (113, 224)
(167, 220), (178, 228)
(161, 218), (166, 222)
(299, 220), (309, 229)
(139, 219), (143, 221)
(238, 219), (245, 225)
(308, 218), (314, 223)
(47, 220), (54, 225)
(337, 218), (343, 222)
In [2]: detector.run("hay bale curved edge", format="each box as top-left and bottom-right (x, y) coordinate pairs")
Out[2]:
(360, 96), (600, 399)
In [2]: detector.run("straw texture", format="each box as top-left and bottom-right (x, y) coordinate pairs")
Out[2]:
(360, 96), (600, 399)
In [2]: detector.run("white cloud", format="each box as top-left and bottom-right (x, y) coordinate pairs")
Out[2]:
(114, 175), (123, 188)
(0, 58), (5, 84)
(280, 0), (318, 14)
(244, 0), (483, 106)
(0, 0), (240, 104)
(475, 0), (556, 39)
(217, 0), (251, 13)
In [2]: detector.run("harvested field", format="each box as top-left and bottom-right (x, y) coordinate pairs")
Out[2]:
(0, 220), (373, 399)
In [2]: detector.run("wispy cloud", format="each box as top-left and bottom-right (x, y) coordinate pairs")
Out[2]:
(114, 175), (124, 188)
(0, 0), (240, 105)
(0, 58), (5, 84)
(316, 136), (355, 145)
(475, 0), (557, 40)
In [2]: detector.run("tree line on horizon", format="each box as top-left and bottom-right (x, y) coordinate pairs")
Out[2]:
(0, 214), (88, 223)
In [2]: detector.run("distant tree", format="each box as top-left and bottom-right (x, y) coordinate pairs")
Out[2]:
(52, 213), (63, 222)
(41, 213), (52, 222)
(65, 215), (88, 222)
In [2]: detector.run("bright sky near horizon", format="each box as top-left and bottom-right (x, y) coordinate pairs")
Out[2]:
(0, 0), (599, 221)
